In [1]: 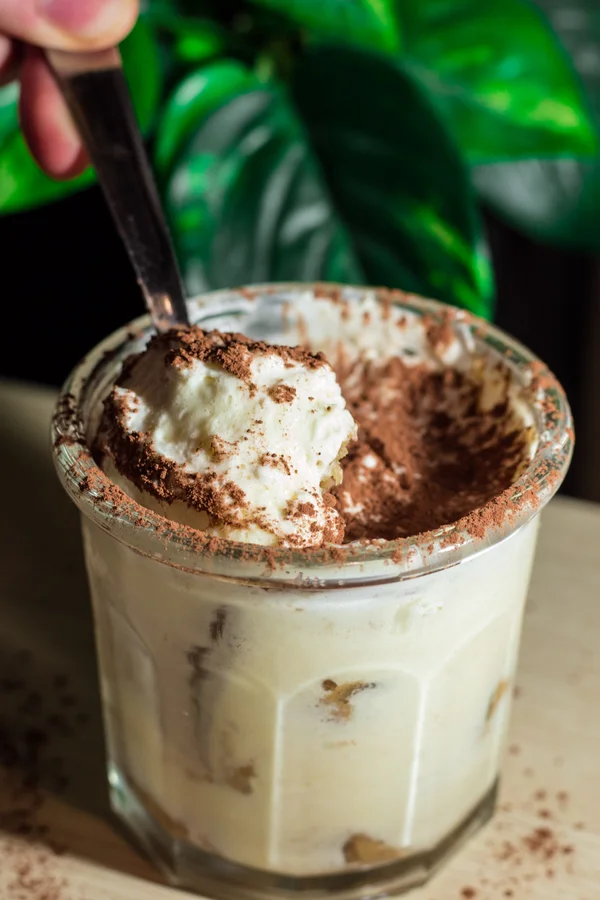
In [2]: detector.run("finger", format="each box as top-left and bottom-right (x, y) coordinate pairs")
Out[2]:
(0, 34), (23, 87)
(0, 35), (21, 86)
(19, 47), (88, 178)
(0, 0), (138, 52)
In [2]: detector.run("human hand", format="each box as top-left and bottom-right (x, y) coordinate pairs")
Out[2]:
(0, 0), (138, 178)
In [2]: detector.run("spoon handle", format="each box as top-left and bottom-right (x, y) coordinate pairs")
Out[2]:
(46, 47), (189, 331)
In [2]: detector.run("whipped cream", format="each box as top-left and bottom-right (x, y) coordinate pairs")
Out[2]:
(96, 327), (357, 547)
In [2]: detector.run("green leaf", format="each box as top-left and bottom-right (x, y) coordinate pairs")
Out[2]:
(0, 137), (94, 215)
(0, 82), (94, 215)
(246, 0), (401, 52)
(474, 0), (600, 248)
(155, 61), (259, 175)
(161, 47), (492, 315)
(145, 3), (227, 65)
(292, 46), (493, 314)
(399, 0), (596, 163)
(0, 81), (18, 145)
(121, 17), (163, 132)
(174, 23), (226, 64)
(162, 80), (362, 296)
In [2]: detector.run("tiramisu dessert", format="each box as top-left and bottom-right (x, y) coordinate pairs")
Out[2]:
(54, 285), (572, 896)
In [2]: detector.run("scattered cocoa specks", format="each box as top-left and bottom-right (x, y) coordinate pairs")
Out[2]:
(0, 648), (91, 899)
(460, 887), (477, 898)
(519, 785), (574, 824)
(512, 825), (576, 867)
(522, 826), (556, 856)
(4, 838), (69, 900)
(470, 806), (581, 897)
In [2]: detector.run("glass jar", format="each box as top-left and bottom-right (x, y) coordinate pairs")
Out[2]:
(52, 285), (572, 900)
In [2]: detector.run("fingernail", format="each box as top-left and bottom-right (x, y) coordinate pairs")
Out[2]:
(39, 0), (124, 37)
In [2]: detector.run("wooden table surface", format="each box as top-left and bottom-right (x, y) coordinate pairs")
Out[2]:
(1, 379), (599, 900)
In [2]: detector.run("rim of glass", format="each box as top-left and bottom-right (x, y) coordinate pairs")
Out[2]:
(52, 283), (573, 587)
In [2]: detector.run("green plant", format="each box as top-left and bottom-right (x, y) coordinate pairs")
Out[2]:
(0, 0), (597, 319)
(474, 0), (600, 248)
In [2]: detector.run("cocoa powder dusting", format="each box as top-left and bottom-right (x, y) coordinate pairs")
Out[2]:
(210, 435), (234, 462)
(157, 325), (326, 379)
(96, 391), (289, 536)
(260, 453), (292, 475)
(268, 384), (297, 403)
(423, 312), (456, 354)
(332, 353), (530, 541)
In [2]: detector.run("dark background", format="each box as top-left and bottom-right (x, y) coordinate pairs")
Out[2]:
(0, 189), (595, 500)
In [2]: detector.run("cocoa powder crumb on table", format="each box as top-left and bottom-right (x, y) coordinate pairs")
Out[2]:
(0, 650), (93, 898)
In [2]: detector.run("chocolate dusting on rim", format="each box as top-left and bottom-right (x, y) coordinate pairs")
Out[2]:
(76, 437), (553, 567)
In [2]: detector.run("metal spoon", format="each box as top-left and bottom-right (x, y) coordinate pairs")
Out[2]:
(46, 47), (190, 331)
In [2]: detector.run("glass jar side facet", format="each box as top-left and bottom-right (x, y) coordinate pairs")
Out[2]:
(82, 512), (539, 880)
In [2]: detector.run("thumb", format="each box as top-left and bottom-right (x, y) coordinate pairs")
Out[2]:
(0, 0), (138, 51)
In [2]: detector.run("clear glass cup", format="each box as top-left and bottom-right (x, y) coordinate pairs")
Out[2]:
(52, 285), (572, 900)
